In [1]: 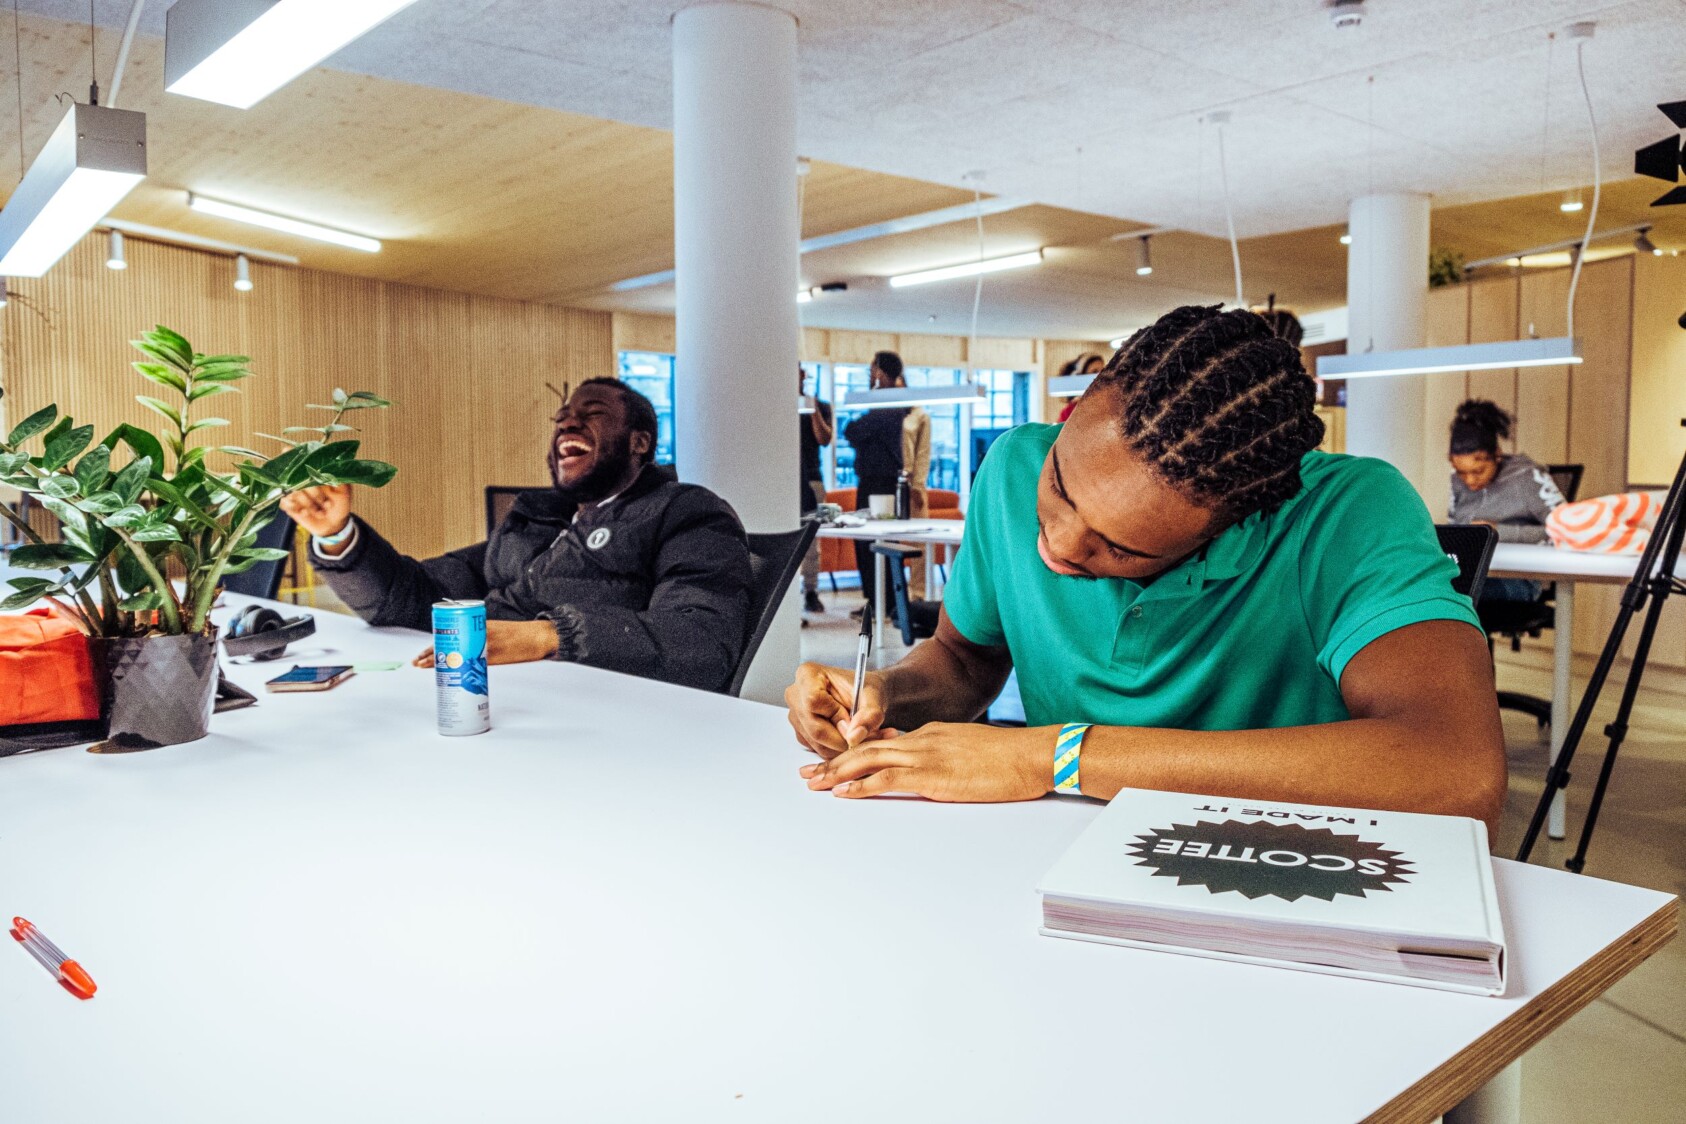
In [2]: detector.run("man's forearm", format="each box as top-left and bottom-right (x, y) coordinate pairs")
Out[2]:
(1070, 717), (1506, 834)
(877, 628), (1010, 730)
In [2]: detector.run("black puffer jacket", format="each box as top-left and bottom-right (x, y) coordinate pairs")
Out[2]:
(311, 465), (752, 692)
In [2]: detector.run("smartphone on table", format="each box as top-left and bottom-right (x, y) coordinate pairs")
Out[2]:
(265, 665), (356, 693)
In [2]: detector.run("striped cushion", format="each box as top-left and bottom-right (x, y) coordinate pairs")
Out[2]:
(1546, 492), (1663, 554)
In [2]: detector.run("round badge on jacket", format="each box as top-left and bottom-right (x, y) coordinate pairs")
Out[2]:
(587, 527), (612, 550)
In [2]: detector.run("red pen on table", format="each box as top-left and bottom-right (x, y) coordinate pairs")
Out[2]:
(10, 918), (97, 999)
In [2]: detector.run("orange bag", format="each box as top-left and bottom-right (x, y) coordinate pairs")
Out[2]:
(0, 608), (101, 725)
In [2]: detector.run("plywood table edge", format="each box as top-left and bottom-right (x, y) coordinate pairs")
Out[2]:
(1362, 895), (1679, 1124)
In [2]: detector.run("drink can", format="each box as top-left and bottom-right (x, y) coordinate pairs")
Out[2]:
(432, 600), (489, 736)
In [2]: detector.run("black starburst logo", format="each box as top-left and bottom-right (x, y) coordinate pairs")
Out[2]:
(1126, 819), (1414, 903)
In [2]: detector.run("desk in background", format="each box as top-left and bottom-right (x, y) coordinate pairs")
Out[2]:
(816, 518), (964, 653)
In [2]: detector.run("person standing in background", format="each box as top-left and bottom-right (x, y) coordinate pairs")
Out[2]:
(890, 355), (935, 599)
(1446, 399), (1565, 604)
(843, 351), (909, 612)
(798, 365), (834, 616)
(1056, 353), (1106, 423)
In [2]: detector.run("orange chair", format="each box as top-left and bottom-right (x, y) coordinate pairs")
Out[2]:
(818, 487), (961, 590)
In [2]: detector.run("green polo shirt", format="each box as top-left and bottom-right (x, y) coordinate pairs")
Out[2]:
(946, 424), (1480, 731)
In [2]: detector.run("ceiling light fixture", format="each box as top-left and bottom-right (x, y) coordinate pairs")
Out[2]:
(840, 383), (988, 410)
(1339, 231), (1352, 245)
(106, 229), (127, 270)
(0, 104), (147, 277)
(102, 218), (299, 264)
(188, 193), (381, 252)
(1048, 374), (1096, 398)
(887, 249), (1042, 288)
(234, 253), (253, 291)
(1134, 236), (1153, 276)
(1560, 192), (1584, 213)
(165, 0), (423, 110)
(1634, 228), (1662, 256)
(1318, 337), (1582, 380)
(796, 289), (813, 304)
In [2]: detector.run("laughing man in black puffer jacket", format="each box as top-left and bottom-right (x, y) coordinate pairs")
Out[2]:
(280, 379), (752, 693)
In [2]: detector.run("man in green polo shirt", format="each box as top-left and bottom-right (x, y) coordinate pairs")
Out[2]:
(785, 305), (1506, 832)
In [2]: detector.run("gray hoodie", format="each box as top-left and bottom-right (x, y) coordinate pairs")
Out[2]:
(1449, 453), (1565, 543)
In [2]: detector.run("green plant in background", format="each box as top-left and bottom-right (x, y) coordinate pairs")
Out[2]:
(1429, 247), (1466, 288)
(0, 325), (396, 637)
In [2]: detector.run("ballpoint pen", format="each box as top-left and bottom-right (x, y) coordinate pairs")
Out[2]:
(848, 591), (873, 734)
(11, 918), (97, 999)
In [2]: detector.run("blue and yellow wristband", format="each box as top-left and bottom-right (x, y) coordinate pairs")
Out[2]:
(1053, 722), (1091, 796)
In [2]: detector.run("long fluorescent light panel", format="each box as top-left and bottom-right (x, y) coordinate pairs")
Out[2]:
(888, 250), (1044, 288)
(1317, 337), (1582, 380)
(166, 0), (422, 110)
(841, 384), (988, 410)
(189, 194), (381, 252)
(1049, 374), (1097, 398)
(0, 103), (147, 277)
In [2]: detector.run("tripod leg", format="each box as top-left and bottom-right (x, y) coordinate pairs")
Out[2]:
(1548, 582), (1574, 839)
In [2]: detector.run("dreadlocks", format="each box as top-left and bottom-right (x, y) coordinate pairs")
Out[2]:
(1095, 305), (1325, 521)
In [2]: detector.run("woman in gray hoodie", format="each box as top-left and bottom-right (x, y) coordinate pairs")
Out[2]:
(1447, 399), (1565, 601)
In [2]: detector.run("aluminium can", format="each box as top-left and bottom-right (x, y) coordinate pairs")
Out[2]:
(432, 600), (490, 736)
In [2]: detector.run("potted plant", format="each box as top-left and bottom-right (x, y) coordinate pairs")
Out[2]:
(0, 326), (396, 749)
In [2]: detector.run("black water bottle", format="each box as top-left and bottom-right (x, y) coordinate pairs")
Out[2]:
(894, 470), (911, 520)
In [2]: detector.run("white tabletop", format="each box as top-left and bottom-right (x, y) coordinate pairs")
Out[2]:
(1488, 542), (1682, 585)
(0, 600), (1674, 1124)
(816, 517), (964, 545)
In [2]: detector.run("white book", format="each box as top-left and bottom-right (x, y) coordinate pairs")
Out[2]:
(1038, 790), (1507, 996)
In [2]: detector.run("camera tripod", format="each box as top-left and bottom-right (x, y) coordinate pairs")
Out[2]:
(1517, 423), (1686, 872)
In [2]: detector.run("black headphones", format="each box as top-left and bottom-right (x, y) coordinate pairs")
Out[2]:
(224, 605), (316, 661)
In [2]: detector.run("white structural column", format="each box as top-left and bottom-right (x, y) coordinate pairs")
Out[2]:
(673, 2), (801, 703)
(1343, 192), (1433, 505)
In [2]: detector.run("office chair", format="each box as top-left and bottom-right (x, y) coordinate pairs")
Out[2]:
(1434, 523), (1498, 604)
(728, 522), (821, 697)
(1480, 463), (1583, 731)
(220, 514), (296, 600)
(484, 486), (546, 537)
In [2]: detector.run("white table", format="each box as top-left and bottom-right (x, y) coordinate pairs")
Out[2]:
(1486, 544), (1686, 841)
(817, 518), (964, 652)
(0, 601), (1675, 1123)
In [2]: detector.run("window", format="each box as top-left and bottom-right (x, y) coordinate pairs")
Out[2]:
(616, 351), (676, 466)
(975, 369), (1030, 430)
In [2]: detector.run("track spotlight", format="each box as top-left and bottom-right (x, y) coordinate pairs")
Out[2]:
(1134, 235), (1153, 276)
(1560, 192), (1584, 213)
(234, 253), (253, 291)
(106, 229), (127, 270)
(1635, 229), (1662, 256)
(1339, 231), (1352, 245)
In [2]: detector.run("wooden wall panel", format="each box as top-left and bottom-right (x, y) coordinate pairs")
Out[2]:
(1466, 276), (1519, 425)
(613, 313), (678, 357)
(826, 331), (900, 365)
(897, 333), (967, 369)
(1626, 253), (1686, 486)
(1515, 269), (1572, 465)
(1566, 256), (1633, 502)
(0, 232), (613, 561)
(1421, 283), (1471, 505)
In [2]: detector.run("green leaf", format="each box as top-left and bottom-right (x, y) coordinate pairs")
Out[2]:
(237, 547), (290, 562)
(332, 387), (349, 405)
(324, 459), (397, 488)
(238, 462), (282, 490)
(132, 362), (189, 392)
(39, 496), (88, 538)
(142, 477), (224, 533)
(264, 444), (314, 487)
(305, 440), (358, 470)
(184, 417), (230, 435)
(304, 403), (337, 412)
(146, 326), (195, 368)
(6, 404), (57, 447)
(73, 444), (110, 494)
(346, 390), (391, 406)
(196, 354), (251, 367)
(0, 451), (29, 474)
(41, 474), (79, 499)
(337, 396), (392, 412)
(110, 455), (153, 504)
(116, 590), (166, 612)
(42, 423), (94, 470)
(10, 543), (95, 569)
(131, 524), (182, 544)
(103, 504), (148, 528)
(179, 446), (207, 471)
(131, 341), (190, 374)
(5, 576), (59, 596)
(0, 585), (61, 611)
(187, 382), (239, 402)
(254, 432), (299, 448)
(101, 423), (166, 474)
(80, 490), (124, 513)
(218, 445), (268, 460)
(136, 395), (183, 428)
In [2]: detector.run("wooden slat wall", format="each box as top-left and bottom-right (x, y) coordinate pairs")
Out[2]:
(0, 233), (612, 560)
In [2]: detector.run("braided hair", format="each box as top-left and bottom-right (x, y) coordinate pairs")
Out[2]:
(1448, 399), (1510, 457)
(1094, 305), (1325, 521)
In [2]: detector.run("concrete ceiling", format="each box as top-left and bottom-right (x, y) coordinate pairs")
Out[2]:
(6, 1), (1686, 341)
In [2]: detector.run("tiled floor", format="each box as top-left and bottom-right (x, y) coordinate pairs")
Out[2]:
(798, 590), (1686, 1122)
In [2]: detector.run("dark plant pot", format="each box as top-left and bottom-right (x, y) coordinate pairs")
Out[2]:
(92, 630), (219, 752)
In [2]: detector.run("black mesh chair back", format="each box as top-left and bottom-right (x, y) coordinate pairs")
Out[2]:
(1434, 523), (1497, 604)
(728, 522), (821, 697)
(221, 513), (295, 600)
(870, 541), (940, 645)
(484, 486), (547, 538)
(1546, 463), (1584, 503)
